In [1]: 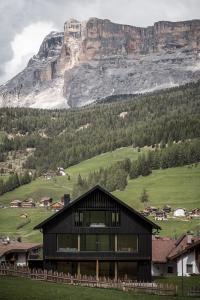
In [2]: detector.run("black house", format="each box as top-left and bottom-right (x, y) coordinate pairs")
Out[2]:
(34, 185), (160, 282)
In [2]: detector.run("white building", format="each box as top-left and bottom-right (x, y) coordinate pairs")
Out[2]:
(173, 208), (186, 217)
(168, 235), (200, 276)
(152, 234), (200, 277)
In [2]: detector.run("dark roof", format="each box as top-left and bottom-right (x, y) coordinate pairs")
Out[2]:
(34, 185), (161, 230)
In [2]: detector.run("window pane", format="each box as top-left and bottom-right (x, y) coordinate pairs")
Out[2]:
(83, 211), (90, 227)
(117, 235), (138, 252)
(75, 210), (120, 227)
(85, 235), (97, 251)
(98, 235), (109, 251)
(57, 234), (78, 252)
(80, 235), (115, 251)
(186, 264), (193, 274)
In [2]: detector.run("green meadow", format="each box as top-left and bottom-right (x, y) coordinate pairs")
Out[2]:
(0, 146), (200, 242)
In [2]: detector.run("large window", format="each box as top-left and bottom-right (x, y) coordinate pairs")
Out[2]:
(80, 234), (115, 251)
(117, 235), (138, 252)
(57, 234), (78, 252)
(74, 210), (120, 227)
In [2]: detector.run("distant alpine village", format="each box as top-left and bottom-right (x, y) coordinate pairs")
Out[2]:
(1, 186), (200, 284)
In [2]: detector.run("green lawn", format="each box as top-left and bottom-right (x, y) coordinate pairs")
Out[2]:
(0, 276), (197, 300)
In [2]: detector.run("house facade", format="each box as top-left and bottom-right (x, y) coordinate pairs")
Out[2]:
(152, 234), (200, 277)
(34, 185), (160, 282)
(168, 234), (200, 276)
(0, 240), (42, 266)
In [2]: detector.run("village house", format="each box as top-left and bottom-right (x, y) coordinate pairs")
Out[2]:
(190, 208), (200, 218)
(50, 201), (64, 211)
(168, 234), (200, 276)
(0, 239), (42, 266)
(10, 200), (22, 208)
(154, 210), (168, 221)
(163, 205), (171, 214)
(39, 197), (53, 207)
(21, 198), (35, 208)
(152, 237), (176, 276)
(173, 208), (186, 217)
(34, 185), (160, 282)
(152, 234), (200, 277)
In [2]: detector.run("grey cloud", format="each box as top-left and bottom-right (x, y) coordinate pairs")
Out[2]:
(0, 0), (200, 84)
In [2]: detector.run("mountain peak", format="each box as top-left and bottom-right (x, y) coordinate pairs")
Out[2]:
(0, 18), (200, 108)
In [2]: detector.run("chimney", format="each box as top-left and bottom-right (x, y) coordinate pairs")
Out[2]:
(187, 234), (193, 244)
(63, 194), (70, 206)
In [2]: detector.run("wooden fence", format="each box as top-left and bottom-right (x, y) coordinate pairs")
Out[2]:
(188, 286), (200, 297)
(0, 265), (177, 296)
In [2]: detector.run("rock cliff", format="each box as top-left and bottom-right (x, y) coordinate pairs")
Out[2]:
(0, 18), (200, 108)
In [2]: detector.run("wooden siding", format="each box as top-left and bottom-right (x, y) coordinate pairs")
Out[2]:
(41, 188), (153, 281)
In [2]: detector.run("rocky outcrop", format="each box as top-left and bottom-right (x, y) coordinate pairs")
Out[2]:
(0, 18), (200, 108)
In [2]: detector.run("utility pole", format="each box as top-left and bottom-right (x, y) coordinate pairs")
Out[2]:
(181, 245), (184, 296)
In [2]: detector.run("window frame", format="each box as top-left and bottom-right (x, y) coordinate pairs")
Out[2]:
(117, 234), (138, 253)
(57, 234), (78, 253)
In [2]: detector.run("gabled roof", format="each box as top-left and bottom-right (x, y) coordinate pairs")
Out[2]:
(0, 242), (41, 257)
(34, 185), (161, 230)
(168, 235), (200, 260)
(152, 238), (176, 263)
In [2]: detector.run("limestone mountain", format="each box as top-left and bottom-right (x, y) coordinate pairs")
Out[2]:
(0, 18), (200, 108)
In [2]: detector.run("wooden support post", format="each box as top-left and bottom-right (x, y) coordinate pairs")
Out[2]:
(115, 234), (117, 252)
(78, 235), (80, 251)
(77, 262), (80, 278)
(96, 259), (99, 281)
(114, 261), (118, 281)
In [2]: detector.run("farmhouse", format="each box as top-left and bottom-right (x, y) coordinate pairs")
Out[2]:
(34, 185), (160, 282)
(0, 240), (42, 266)
(50, 201), (64, 211)
(10, 200), (22, 208)
(39, 197), (53, 207)
(21, 198), (35, 208)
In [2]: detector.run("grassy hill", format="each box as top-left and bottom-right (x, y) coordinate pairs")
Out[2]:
(0, 146), (142, 205)
(0, 146), (200, 242)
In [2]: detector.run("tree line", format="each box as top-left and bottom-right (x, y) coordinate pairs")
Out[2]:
(72, 139), (200, 198)
(0, 171), (33, 196)
(0, 80), (199, 172)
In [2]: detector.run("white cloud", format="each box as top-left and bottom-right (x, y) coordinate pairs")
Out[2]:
(2, 21), (57, 83)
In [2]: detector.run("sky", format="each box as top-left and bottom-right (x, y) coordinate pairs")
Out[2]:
(0, 0), (199, 84)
